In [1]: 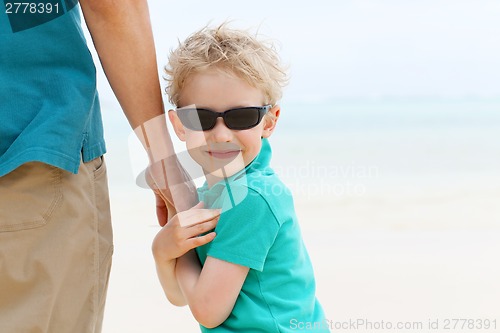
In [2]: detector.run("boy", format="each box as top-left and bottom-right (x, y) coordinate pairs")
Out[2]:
(152, 24), (329, 332)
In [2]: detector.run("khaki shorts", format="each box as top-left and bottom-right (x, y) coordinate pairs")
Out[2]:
(0, 157), (113, 333)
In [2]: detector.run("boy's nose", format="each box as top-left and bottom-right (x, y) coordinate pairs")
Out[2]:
(208, 118), (233, 142)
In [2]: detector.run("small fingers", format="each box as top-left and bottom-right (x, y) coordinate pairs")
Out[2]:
(178, 209), (221, 227)
(187, 232), (216, 249)
(185, 219), (218, 239)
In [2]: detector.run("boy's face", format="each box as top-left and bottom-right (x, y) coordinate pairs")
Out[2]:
(169, 70), (279, 186)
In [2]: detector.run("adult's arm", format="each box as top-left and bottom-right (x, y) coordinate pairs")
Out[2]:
(79, 0), (164, 129)
(79, 0), (197, 215)
(79, 0), (196, 304)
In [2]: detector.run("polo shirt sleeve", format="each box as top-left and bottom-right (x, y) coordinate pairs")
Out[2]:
(206, 187), (280, 271)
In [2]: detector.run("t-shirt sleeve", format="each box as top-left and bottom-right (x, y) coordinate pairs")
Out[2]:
(206, 187), (280, 271)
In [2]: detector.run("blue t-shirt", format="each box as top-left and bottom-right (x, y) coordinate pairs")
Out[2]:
(196, 139), (330, 332)
(0, 0), (105, 176)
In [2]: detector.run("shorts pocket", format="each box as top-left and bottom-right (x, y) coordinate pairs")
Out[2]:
(0, 162), (63, 232)
(89, 156), (106, 178)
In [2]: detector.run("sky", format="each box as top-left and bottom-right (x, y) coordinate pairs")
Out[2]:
(144, 1), (500, 103)
(86, 1), (500, 106)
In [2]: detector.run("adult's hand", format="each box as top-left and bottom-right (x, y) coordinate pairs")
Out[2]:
(146, 153), (198, 226)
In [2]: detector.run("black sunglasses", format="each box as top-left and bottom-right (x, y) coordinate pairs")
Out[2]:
(176, 105), (271, 131)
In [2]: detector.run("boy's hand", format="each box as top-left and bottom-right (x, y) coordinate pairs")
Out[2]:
(152, 202), (220, 263)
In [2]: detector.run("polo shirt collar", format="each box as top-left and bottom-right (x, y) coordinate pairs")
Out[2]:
(197, 138), (272, 203)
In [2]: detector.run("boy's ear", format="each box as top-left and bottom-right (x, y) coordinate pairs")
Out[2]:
(262, 105), (280, 138)
(168, 109), (186, 141)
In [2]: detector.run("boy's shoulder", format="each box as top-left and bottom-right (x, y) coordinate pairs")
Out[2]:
(245, 169), (291, 201)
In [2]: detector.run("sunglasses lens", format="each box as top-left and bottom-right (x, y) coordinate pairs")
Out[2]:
(177, 106), (268, 131)
(225, 108), (261, 130)
(197, 109), (218, 130)
(178, 109), (216, 131)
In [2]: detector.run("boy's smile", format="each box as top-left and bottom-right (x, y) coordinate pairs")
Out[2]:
(206, 148), (241, 160)
(169, 70), (279, 186)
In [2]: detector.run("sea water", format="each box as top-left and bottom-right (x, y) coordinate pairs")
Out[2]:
(274, 98), (500, 184)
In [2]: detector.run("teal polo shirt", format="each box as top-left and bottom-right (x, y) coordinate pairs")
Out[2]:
(196, 139), (329, 332)
(0, 1), (105, 176)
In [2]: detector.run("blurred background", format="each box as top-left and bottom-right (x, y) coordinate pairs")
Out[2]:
(81, 1), (500, 332)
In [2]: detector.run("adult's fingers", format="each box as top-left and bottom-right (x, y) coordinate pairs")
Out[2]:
(147, 157), (198, 213)
(155, 192), (168, 227)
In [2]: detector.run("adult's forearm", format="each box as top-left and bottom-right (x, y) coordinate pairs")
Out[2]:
(80, 0), (174, 160)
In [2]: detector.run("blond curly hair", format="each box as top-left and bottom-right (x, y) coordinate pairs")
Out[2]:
(164, 23), (288, 107)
